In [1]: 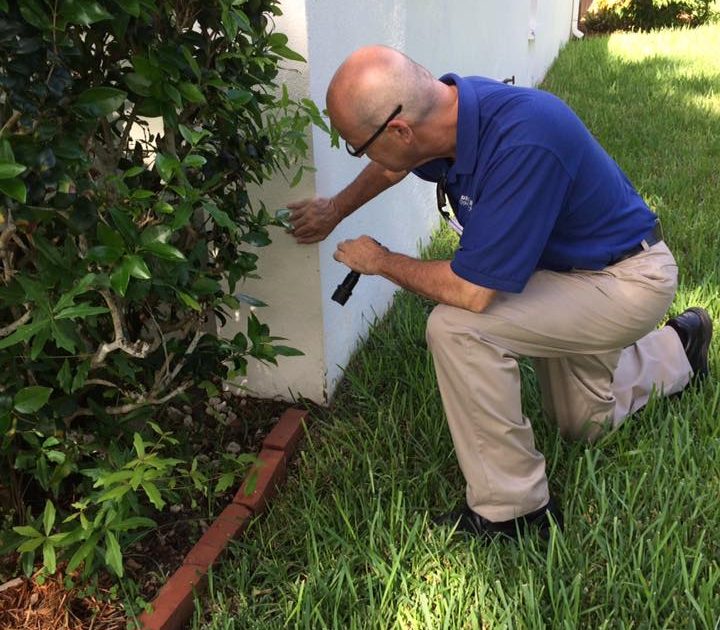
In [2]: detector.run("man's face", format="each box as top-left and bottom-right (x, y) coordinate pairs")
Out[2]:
(339, 119), (418, 172)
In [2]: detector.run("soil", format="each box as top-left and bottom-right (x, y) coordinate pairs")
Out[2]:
(0, 391), (303, 629)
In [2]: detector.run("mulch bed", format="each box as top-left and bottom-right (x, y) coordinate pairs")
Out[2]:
(0, 391), (299, 628)
(0, 570), (125, 630)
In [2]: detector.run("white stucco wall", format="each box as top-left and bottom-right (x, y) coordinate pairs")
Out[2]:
(222, 0), (575, 403)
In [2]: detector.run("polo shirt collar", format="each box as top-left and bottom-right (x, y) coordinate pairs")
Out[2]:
(439, 73), (479, 183)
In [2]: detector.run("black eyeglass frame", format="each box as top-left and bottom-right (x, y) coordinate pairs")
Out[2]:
(344, 104), (403, 157)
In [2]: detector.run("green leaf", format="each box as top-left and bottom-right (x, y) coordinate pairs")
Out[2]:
(141, 481), (165, 510)
(86, 245), (124, 265)
(97, 485), (131, 503)
(273, 46), (306, 63)
(235, 293), (267, 307)
(130, 188), (154, 200)
(154, 200), (174, 215)
(154, 154), (180, 182)
(178, 82), (206, 104)
(171, 203), (193, 230)
(125, 255), (151, 280)
(0, 140), (14, 162)
(18, 0), (52, 30)
(104, 531), (123, 577)
(43, 500), (56, 536)
(140, 224), (171, 245)
(177, 291), (201, 311)
(182, 154), (206, 168)
(142, 241), (186, 262)
(112, 516), (156, 532)
(205, 203), (237, 232)
(13, 525), (42, 538)
(163, 83), (182, 107)
(29, 325), (50, 359)
(57, 360), (72, 393)
(75, 87), (127, 118)
(54, 273), (98, 311)
(177, 44), (199, 79)
(67, 533), (100, 573)
(14, 386), (53, 414)
(59, 0), (113, 26)
(18, 538), (44, 553)
(50, 319), (78, 353)
(0, 318), (49, 350)
(43, 541), (57, 574)
(114, 0), (139, 16)
(178, 124), (208, 146)
(124, 72), (152, 96)
(133, 432), (145, 458)
(55, 303), (110, 319)
(0, 178), (27, 203)
(98, 223), (125, 249)
(45, 450), (66, 464)
(123, 165), (145, 179)
(0, 163), (26, 179)
(242, 230), (271, 247)
(110, 261), (131, 296)
(214, 472), (235, 494)
(94, 470), (133, 488)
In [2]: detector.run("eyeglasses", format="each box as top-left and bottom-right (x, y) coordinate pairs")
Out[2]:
(345, 104), (403, 157)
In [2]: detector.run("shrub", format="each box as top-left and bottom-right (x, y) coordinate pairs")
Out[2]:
(0, 0), (322, 580)
(583, 0), (715, 32)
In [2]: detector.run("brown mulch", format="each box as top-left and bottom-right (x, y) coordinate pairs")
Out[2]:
(0, 570), (125, 630)
(0, 393), (310, 627)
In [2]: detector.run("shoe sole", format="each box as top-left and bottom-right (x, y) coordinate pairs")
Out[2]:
(687, 306), (713, 379)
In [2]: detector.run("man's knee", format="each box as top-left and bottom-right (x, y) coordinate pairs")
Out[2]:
(426, 304), (466, 349)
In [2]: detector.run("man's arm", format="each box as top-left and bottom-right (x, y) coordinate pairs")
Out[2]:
(335, 236), (496, 313)
(289, 161), (407, 243)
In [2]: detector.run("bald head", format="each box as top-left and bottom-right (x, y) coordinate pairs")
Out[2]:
(327, 45), (438, 135)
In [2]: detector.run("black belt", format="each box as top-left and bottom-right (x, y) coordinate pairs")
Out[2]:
(611, 221), (663, 265)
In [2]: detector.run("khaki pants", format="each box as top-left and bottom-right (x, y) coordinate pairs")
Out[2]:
(426, 242), (690, 522)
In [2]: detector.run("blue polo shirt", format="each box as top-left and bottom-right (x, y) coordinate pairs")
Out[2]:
(412, 74), (657, 293)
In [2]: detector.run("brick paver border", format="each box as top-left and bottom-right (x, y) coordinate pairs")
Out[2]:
(138, 407), (308, 630)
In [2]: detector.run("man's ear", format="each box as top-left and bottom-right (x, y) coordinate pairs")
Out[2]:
(387, 120), (413, 144)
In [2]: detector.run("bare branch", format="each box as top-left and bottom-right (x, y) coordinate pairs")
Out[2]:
(118, 104), (138, 157)
(0, 210), (17, 284)
(106, 381), (191, 415)
(0, 111), (22, 137)
(91, 290), (152, 367)
(153, 326), (203, 395)
(84, 378), (124, 389)
(0, 310), (31, 337)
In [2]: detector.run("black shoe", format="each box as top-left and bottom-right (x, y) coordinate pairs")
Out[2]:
(665, 307), (713, 381)
(432, 497), (563, 541)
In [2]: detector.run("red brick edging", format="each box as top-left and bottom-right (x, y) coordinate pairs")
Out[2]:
(137, 408), (308, 630)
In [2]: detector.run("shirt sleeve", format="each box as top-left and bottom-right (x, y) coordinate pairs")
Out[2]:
(451, 145), (571, 293)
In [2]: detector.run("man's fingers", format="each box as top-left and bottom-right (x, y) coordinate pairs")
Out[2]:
(286, 199), (309, 210)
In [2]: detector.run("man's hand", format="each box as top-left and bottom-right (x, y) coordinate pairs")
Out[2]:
(288, 197), (342, 243)
(334, 235), (389, 275)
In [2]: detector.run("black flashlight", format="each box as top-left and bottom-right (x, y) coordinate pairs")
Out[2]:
(331, 270), (360, 305)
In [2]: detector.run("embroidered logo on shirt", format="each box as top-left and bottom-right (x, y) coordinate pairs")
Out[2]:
(459, 195), (473, 211)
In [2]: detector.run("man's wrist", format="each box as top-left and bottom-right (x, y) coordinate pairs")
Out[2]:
(373, 246), (393, 276)
(330, 195), (351, 220)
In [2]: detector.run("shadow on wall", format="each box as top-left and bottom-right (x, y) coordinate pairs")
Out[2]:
(540, 33), (720, 291)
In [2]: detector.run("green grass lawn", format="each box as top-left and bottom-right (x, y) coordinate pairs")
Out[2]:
(193, 25), (720, 629)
